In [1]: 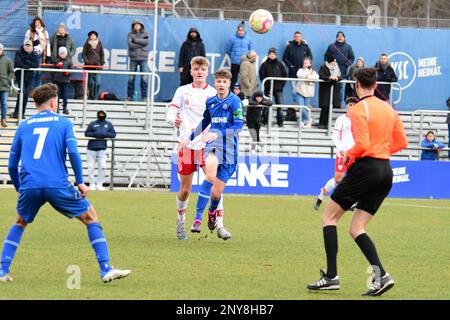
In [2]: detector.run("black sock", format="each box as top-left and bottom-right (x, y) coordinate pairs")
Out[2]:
(323, 225), (338, 278)
(355, 233), (386, 277)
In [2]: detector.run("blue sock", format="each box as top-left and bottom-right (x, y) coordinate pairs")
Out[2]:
(208, 196), (221, 213)
(87, 223), (112, 274)
(1, 225), (25, 273)
(195, 180), (213, 221)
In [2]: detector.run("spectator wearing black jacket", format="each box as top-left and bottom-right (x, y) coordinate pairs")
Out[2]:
(247, 91), (272, 153)
(374, 53), (398, 101)
(282, 31), (313, 117)
(82, 30), (105, 100)
(52, 46), (73, 114)
(318, 54), (341, 129)
(84, 110), (117, 191)
(232, 83), (245, 100)
(324, 31), (354, 105)
(259, 48), (287, 127)
(178, 27), (205, 86)
(12, 40), (39, 119)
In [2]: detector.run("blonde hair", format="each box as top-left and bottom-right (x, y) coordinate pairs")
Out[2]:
(190, 56), (210, 68)
(214, 69), (232, 80)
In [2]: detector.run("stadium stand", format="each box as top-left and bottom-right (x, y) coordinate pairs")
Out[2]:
(0, 97), (448, 188)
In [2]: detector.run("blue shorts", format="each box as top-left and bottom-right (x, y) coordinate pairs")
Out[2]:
(216, 164), (237, 183)
(17, 185), (91, 224)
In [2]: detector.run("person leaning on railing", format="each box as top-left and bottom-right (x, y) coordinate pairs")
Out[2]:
(0, 43), (14, 127)
(51, 46), (73, 115)
(295, 57), (319, 127)
(318, 53), (341, 129)
(420, 131), (445, 161)
(82, 30), (105, 100)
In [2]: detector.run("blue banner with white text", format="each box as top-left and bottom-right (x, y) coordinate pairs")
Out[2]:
(170, 156), (450, 199)
(41, 11), (450, 110)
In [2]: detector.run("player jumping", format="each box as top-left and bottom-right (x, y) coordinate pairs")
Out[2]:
(313, 96), (358, 210)
(166, 56), (228, 240)
(0, 84), (130, 283)
(181, 69), (244, 240)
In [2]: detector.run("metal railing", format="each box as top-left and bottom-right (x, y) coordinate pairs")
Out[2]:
(261, 77), (401, 136)
(410, 109), (450, 158)
(13, 67), (160, 129)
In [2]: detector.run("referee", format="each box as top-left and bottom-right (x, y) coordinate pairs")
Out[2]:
(307, 67), (408, 296)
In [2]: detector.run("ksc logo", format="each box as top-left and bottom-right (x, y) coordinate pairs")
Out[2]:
(388, 52), (417, 90)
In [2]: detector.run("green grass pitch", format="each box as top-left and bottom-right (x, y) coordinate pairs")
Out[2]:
(0, 189), (448, 300)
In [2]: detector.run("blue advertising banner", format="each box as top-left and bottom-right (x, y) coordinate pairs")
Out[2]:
(42, 11), (450, 111)
(170, 156), (450, 199)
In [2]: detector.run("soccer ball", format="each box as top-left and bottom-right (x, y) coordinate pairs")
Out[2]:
(249, 9), (274, 34)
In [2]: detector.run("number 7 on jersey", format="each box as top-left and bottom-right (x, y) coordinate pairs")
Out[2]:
(33, 127), (49, 159)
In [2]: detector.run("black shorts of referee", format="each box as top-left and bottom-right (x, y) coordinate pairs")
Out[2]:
(331, 157), (393, 215)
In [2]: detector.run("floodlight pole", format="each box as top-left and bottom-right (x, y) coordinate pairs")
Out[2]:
(276, 0), (284, 23)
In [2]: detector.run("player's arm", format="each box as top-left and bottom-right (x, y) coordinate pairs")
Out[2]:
(220, 100), (244, 137)
(65, 123), (87, 195)
(188, 108), (211, 143)
(332, 119), (345, 155)
(166, 88), (182, 127)
(390, 113), (408, 154)
(346, 106), (370, 158)
(8, 128), (22, 192)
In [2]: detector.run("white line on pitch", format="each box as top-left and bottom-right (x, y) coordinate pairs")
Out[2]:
(384, 203), (450, 210)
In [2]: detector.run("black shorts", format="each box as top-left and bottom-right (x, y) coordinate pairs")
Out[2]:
(331, 157), (393, 215)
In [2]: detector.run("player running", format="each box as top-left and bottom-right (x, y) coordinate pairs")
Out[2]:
(313, 96), (358, 210)
(181, 69), (244, 240)
(166, 56), (228, 240)
(307, 68), (407, 296)
(0, 84), (130, 283)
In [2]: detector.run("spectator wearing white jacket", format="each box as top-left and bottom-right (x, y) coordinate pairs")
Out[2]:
(294, 57), (319, 126)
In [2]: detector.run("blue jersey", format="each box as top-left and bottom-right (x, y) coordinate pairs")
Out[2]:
(190, 92), (244, 164)
(8, 110), (83, 190)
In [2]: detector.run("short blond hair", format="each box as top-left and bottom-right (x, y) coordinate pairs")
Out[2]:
(214, 69), (232, 80)
(190, 56), (210, 68)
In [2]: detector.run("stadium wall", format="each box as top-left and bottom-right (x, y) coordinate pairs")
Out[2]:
(170, 156), (450, 199)
(38, 11), (450, 111)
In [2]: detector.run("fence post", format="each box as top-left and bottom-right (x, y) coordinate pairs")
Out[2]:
(327, 84), (334, 136)
(82, 70), (89, 128)
(18, 69), (24, 124)
(109, 138), (115, 191)
(267, 79), (274, 135)
(418, 112), (423, 159)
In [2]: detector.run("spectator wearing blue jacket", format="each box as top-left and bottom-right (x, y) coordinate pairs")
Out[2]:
(421, 131), (445, 161)
(225, 21), (252, 89)
(84, 110), (117, 190)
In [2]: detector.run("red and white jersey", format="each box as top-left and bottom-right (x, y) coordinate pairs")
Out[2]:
(332, 114), (355, 155)
(166, 83), (216, 150)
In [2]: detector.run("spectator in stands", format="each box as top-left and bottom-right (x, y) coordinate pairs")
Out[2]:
(85, 110), (117, 191)
(178, 27), (205, 86)
(82, 30), (105, 100)
(318, 53), (341, 129)
(0, 43), (14, 127)
(259, 48), (287, 127)
(50, 23), (76, 63)
(25, 16), (50, 88)
(324, 31), (354, 105)
(127, 20), (150, 101)
(374, 53), (397, 101)
(11, 40), (39, 119)
(446, 97), (450, 158)
(295, 57), (319, 127)
(282, 31), (313, 121)
(238, 50), (257, 98)
(345, 56), (365, 100)
(232, 83), (245, 100)
(421, 131), (445, 161)
(247, 91), (272, 154)
(52, 47), (73, 114)
(225, 21), (252, 90)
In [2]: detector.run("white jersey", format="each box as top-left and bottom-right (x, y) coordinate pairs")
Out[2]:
(166, 83), (217, 150)
(332, 114), (354, 155)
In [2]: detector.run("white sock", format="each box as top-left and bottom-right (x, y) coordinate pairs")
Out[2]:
(176, 197), (188, 222)
(318, 178), (337, 200)
(216, 209), (224, 229)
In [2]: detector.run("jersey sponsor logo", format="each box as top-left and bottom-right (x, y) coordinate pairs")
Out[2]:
(211, 117), (228, 124)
